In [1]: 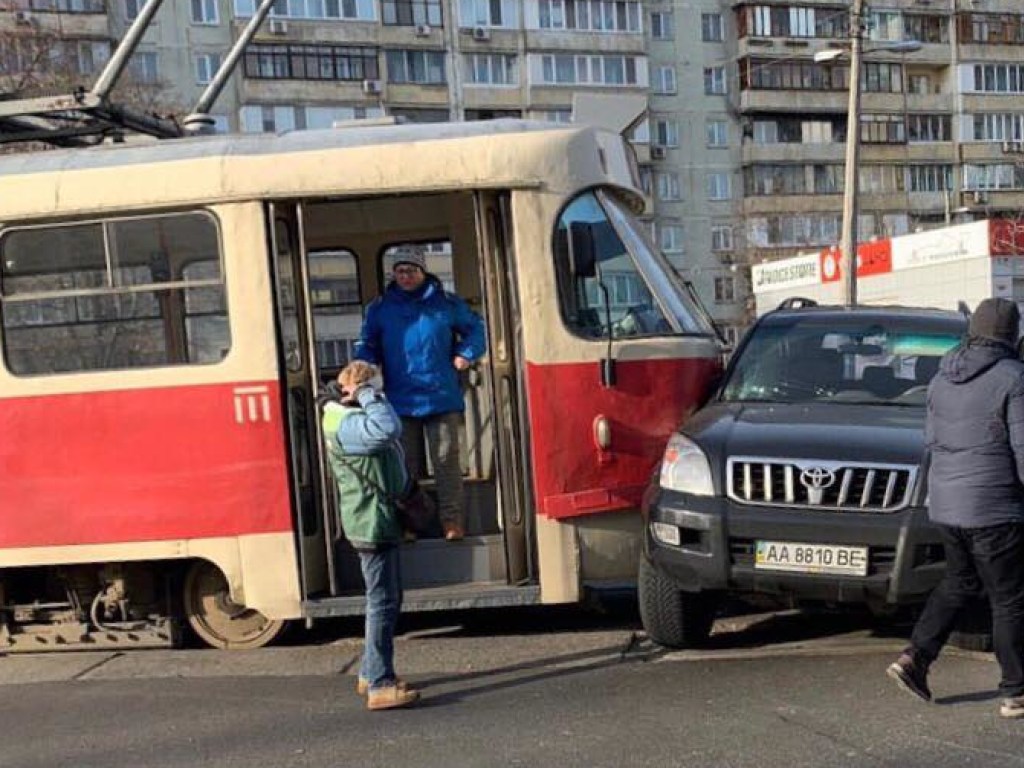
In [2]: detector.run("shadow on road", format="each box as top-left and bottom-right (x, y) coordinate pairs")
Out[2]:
(285, 593), (915, 653)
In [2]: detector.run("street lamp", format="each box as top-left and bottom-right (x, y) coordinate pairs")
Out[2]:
(815, 8), (922, 306)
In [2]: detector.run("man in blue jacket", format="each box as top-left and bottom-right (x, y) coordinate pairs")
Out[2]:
(355, 251), (487, 541)
(887, 298), (1024, 719)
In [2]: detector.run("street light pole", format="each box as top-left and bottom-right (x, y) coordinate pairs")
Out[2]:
(839, 0), (865, 307)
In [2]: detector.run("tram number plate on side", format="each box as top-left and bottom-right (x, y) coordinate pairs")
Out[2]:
(754, 541), (869, 577)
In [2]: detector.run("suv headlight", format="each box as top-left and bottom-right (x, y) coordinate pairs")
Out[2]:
(659, 434), (714, 496)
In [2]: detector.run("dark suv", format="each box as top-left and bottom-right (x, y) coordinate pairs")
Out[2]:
(639, 304), (969, 647)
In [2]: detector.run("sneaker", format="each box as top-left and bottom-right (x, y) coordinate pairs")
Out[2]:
(887, 653), (932, 702)
(356, 677), (413, 697)
(367, 684), (420, 711)
(443, 522), (464, 542)
(1000, 696), (1024, 719)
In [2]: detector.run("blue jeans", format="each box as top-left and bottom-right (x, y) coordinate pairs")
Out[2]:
(358, 545), (403, 691)
(910, 523), (1024, 697)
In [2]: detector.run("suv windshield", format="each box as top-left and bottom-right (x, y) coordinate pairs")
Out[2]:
(721, 314), (965, 406)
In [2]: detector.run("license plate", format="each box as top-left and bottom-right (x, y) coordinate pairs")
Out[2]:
(754, 540), (868, 577)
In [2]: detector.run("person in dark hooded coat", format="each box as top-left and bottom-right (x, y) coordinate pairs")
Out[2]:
(887, 297), (1024, 719)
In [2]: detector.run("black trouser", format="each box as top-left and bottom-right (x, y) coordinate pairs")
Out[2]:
(910, 522), (1024, 697)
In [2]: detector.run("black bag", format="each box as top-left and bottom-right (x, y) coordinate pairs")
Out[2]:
(395, 480), (437, 536)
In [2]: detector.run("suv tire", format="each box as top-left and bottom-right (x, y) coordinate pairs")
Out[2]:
(639, 557), (717, 649)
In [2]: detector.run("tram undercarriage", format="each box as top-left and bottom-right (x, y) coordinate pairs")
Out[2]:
(0, 560), (285, 653)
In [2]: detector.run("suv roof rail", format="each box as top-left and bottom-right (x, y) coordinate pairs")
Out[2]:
(777, 297), (818, 310)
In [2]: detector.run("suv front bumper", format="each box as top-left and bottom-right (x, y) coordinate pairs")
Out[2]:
(644, 487), (945, 606)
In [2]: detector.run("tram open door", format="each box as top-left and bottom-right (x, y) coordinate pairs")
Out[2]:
(268, 190), (535, 615)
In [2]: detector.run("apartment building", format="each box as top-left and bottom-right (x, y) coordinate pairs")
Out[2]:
(0, 0), (752, 334)
(734, 0), (1024, 282)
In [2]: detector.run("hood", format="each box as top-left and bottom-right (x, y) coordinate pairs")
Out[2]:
(385, 275), (442, 303)
(686, 402), (926, 468)
(940, 340), (1014, 384)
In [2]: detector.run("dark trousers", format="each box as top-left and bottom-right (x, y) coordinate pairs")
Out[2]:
(910, 522), (1024, 697)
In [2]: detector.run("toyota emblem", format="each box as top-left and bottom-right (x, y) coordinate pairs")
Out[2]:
(800, 466), (836, 505)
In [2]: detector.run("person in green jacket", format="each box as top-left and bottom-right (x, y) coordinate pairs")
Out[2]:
(322, 360), (419, 711)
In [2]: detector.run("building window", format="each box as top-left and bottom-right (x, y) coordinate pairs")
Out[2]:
(711, 225), (734, 252)
(747, 214), (841, 247)
(964, 164), (1024, 191)
(244, 44), (379, 81)
(972, 113), (1024, 142)
(861, 62), (903, 93)
(464, 53), (518, 85)
(868, 11), (901, 41)
(857, 166), (898, 194)
(538, 0), (642, 33)
(706, 119), (728, 147)
(714, 276), (735, 303)
(190, 0), (217, 23)
(385, 49), (446, 84)
(745, 165), (807, 196)
(701, 12), (723, 42)
(195, 53), (222, 84)
(860, 114), (906, 144)
(130, 51), (159, 83)
(461, 0), (511, 27)
(908, 74), (933, 94)
(971, 64), (1024, 94)
(650, 10), (673, 40)
(813, 164), (844, 194)
(742, 58), (849, 91)
(653, 65), (676, 94)
(1, 213), (228, 375)
(963, 13), (1024, 45)
(707, 172), (731, 200)
(656, 172), (681, 201)
(659, 223), (684, 254)
(907, 113), (951, 142)
(653, 117), (678, 147)
(907, 165), (953, 193)
(704, 66), (726, 95)
(125, 0), (145, 20)
(904, 14), (948, 44)
(538, 54), (642, 86)
(382, 0), (442, 26)
(235, 0), (377, 20)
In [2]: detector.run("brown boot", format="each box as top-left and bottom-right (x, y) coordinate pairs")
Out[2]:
(367, 683), (420, 711)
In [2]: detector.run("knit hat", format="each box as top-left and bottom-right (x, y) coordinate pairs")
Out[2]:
(392, 250), (427, 272)
(969, 297), (1020, 346)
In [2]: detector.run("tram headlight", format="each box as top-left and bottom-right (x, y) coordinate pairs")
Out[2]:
(659, 434), (714, 496)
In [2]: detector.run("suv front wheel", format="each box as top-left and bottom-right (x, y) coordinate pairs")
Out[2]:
(639, 557), (718, 648)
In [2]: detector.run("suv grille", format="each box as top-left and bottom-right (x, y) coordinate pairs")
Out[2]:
(727, 458), (916, 513)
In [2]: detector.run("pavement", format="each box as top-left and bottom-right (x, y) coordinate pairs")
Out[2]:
(0, 606), (1020, 768)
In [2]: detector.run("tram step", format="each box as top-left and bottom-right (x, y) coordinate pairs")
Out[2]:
(303, 581), (541, 618)
(334, 534), (506, 591)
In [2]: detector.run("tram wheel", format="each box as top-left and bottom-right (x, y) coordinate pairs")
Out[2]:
(182, 560), (286, 650)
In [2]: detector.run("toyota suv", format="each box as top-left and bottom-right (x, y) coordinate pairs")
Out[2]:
(639, 303), (970, 647)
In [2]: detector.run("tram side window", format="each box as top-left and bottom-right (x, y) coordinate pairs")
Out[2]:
(553, 192), (672, 339)
(309, 249), (362, 379)
(0, 212), (228, 375)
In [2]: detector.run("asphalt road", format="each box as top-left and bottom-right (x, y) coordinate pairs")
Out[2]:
(0, 606), (1020, 768)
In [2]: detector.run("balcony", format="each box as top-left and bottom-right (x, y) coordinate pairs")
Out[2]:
(523, 29), (646, 54)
